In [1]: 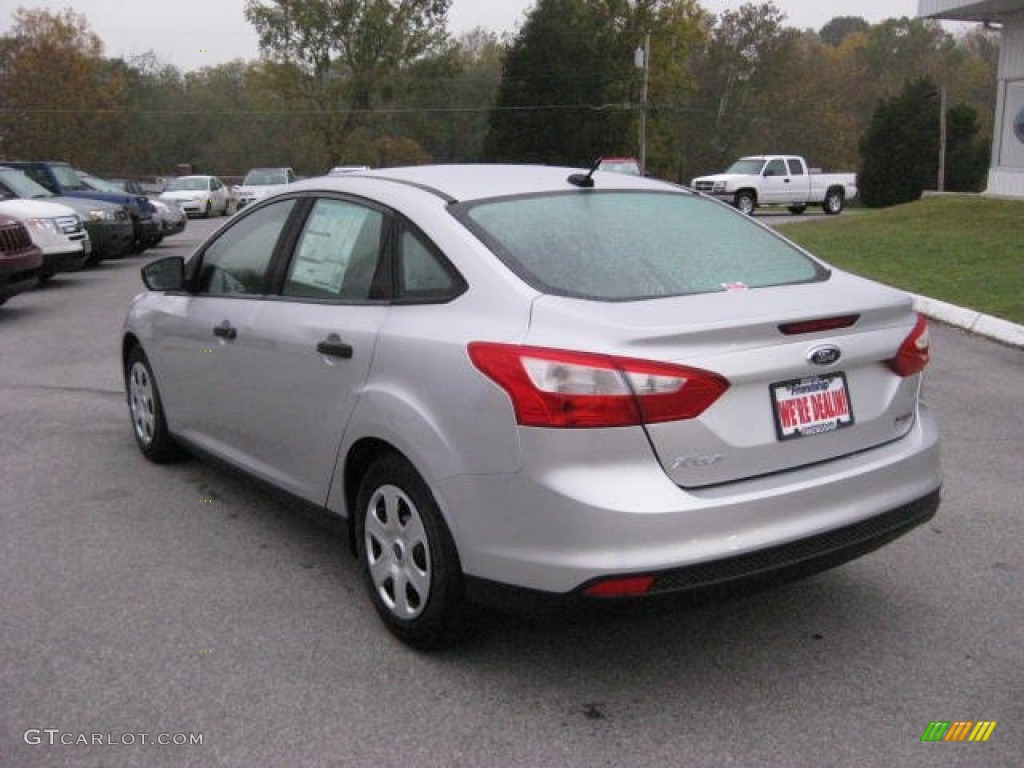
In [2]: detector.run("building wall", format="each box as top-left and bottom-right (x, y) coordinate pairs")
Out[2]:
(992, 12), (1024, 196)
(920, 1), (1024, 195)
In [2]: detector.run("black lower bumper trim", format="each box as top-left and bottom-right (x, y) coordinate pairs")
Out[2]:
(646, 489), (940, 594)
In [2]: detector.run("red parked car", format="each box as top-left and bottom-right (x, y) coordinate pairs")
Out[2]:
(0, 212), (44, 305)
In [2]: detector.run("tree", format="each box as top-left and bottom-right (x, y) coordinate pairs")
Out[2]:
(634, 0), (708, 181)
(376, 28), (506, 163)
(819, 16), (869, 47)
(244, 0), (452, 163)
(685, 3), (799, 174)
(859, 78), (941, 208)
(0, 9), (127, 166)
(484, 0), (644, 165)
(945, 103), (989, 192)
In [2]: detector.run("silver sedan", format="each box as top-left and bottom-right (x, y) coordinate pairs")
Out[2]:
(122, 165), (941, 649)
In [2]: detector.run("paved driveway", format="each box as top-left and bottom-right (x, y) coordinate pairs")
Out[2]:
(1, 220), (1021, 767)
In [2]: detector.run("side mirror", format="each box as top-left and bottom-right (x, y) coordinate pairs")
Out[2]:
(142, 256), (186, 292)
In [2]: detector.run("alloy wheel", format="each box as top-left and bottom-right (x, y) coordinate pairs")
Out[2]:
(128, 361), (156, 446)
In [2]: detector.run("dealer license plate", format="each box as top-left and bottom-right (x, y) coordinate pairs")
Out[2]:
(771, 373), (854, 441)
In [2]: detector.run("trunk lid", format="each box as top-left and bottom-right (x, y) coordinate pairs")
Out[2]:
(524, 270), (922, 488)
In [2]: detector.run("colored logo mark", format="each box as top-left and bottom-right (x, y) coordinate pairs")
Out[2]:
(921, 721), (997, 742)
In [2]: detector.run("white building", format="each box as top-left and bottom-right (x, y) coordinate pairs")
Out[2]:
(919, 0), (1024, 196)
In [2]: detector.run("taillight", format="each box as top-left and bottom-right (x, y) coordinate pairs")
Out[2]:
(467, 342), (729, 428)
(887, 313), (930, 377)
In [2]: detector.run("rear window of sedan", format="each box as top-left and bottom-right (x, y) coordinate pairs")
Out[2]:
(456, 191), (827, 301)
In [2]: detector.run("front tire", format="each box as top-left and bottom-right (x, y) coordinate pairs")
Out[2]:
(734, 191), (756, 215)
(125, 346), (182, 463)
(356, 453), (466, 650)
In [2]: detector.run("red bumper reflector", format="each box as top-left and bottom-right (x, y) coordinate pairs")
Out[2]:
(583, 575), (656, 598)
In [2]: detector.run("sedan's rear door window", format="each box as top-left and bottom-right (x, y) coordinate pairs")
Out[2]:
(282, 198), (384, 301)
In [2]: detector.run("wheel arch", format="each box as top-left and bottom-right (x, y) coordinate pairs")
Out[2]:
(121, 333), (142, 386)
(330, 378), (519, 538)
(824, 185), (846, 215)
(340, 437), (398, 553)
(734, 188), (758, 214)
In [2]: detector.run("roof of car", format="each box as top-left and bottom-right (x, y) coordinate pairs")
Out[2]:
(296, 164), (678, 203)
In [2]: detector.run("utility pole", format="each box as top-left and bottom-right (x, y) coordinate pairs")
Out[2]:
(938, 84), (947, 192)
(634, 31), (650, 176)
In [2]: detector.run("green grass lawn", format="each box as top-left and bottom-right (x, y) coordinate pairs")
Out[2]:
(774, 195), (1024, 325)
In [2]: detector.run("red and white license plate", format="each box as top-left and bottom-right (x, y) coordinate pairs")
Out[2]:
(771, 373), (854, 441)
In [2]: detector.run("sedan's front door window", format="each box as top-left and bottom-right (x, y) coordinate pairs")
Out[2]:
(195, 199), (295, 295)
(283, 198), (384, 301)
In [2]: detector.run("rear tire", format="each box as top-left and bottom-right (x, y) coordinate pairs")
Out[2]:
(823, 188), (844, 215)
(355, 453), (466, 650)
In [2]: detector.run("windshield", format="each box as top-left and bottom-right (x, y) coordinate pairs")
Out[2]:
(80, 173), (118, 193)
(50, 164), (88, 191)
(457, 191), (826, 301)
(242, 170), (287, 186)
(725, 158), (767, 175)
(0, 168), (54, 199)
(165, 177), (209, 192)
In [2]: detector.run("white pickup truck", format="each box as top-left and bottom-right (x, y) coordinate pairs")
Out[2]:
(691, 155), (857, 216)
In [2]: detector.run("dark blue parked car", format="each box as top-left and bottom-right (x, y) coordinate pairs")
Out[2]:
(5, 161), (160, 252)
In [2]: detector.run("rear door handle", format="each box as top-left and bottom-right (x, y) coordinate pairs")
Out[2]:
(213, 321), (237, 340)
(317, 334), (353, 359)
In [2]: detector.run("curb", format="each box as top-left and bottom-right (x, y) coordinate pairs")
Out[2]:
(911, 293), (1024, 348)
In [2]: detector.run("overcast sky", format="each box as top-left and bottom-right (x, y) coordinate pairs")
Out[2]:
(1, 0), (947, 72)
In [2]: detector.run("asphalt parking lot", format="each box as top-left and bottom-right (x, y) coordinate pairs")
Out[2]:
(2, 217), (1021, 767)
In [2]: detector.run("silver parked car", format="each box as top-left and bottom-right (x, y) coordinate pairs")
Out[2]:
(122, 165), (941, 649)
(159, 175), (230, 218)
(232, 167), (296, 211)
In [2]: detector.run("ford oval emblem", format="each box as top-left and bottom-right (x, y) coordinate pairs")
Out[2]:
(808, 345), (842, 366)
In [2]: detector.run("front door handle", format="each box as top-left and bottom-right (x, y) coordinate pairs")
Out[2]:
(213, 320), (237, 340)
(317, 334), (353, 359)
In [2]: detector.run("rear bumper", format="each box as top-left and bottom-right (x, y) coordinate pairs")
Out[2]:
(466, 488), (939, 612)
(439, 406), (942, 596)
